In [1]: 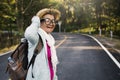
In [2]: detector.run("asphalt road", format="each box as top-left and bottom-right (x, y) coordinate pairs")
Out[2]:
(56, 33), (120, 80)
(0, 33), (120, 80)
(0, 52), (10, 80)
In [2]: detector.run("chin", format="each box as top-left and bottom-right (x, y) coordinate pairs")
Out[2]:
(46, 31), (52, 34)
(47, 29), (54, 33)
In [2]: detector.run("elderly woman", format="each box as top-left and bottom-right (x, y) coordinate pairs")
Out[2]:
(24, 8), (61, 80)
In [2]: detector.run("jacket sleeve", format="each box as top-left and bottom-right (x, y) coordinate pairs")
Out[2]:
(24, 16), (40, 45)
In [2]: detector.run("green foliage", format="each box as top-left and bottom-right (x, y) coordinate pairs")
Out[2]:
(0, 0), (120, 39)
(0, 0), (16, 30)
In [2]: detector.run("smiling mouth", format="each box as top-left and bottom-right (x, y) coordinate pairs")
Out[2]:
(47, 26), (54, 29)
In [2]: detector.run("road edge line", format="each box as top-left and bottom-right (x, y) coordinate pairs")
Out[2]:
(55, 35), (67, 48)
(0, 51), (13, 56)
(83, 34), (120, 69)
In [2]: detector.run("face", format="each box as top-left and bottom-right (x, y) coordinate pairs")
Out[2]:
(40, 14), (56, 34)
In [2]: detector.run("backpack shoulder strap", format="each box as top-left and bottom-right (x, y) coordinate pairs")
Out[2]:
(27, 33), (43, 78)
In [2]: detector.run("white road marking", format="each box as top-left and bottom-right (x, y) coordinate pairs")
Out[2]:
(55, 35), (67, 48)
(84, 34), (120, 69)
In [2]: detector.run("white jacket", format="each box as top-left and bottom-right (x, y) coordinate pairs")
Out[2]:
(24, 16), (58, 80)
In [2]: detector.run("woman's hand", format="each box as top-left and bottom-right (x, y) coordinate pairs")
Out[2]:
(31, 16), (40, 28)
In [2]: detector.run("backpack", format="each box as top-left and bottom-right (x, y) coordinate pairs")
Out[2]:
(6, 34), (43, 80)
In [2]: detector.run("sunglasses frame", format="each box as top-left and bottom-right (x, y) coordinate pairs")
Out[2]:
(40, 18), (58, 25)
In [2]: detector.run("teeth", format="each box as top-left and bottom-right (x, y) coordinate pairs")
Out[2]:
(47, 26), (52, 28)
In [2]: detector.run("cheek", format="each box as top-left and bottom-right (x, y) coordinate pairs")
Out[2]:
(53, 26), (56, 29)
(51, 26), (55, 30)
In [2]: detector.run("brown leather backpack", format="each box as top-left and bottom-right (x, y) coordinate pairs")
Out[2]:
(6, 34), (43, 80)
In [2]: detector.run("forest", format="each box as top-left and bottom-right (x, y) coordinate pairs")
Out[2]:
(0, 0), (120, 49)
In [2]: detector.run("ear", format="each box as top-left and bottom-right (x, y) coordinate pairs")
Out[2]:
(40, 19), (45, 23)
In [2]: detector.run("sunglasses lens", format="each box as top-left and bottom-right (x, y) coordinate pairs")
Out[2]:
(41, 18), (56, 25)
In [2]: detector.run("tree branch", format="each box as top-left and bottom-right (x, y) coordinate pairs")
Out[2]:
(22, 0), (33, 14)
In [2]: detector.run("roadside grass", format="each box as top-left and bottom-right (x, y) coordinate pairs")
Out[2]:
(0, 45), (18, 54)
(72, 27), (120, 51)
(115, 41), (120, 50)
(94, 35), (120, 50)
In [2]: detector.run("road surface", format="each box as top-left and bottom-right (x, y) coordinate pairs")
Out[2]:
(0, 33), (120, 80)
(56, 33), (120, 80)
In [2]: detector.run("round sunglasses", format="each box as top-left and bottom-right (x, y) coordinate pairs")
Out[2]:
(40, 18), (58, 25)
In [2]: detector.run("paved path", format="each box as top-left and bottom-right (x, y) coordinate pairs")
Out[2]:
(0, 33), (120, 80)
(56, 33), (120, 80)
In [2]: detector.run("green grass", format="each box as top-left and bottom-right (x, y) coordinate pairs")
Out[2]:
(0, 45), (18, 54)
(72, 27), (120, 51)
(76, 27), (95, 34)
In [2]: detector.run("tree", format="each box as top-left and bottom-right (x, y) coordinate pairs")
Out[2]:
(0, 0), (16, 31)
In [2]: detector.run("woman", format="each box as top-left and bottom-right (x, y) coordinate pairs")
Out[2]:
(24, 8), (61, 80)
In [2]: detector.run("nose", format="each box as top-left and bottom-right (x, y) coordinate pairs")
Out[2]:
(49, 22), (55, 26)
